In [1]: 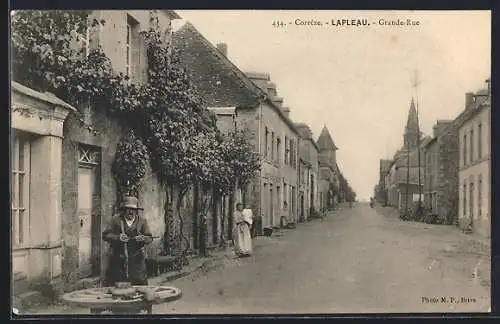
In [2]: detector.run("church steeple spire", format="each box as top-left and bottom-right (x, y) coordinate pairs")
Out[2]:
(404, 97), (420, 149)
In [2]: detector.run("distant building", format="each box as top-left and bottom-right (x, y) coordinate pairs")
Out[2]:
(173, 22), (300, 235)
(457, 80), (491, 238)
(317, 126), (340, 210)
(376, 159), (392, 205)
(422, 120), (456, 223)
(295, 123), (320, 221)
(385, 99), (425, 213)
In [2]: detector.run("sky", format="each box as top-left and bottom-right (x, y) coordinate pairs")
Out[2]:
(175, 10), (491, 201)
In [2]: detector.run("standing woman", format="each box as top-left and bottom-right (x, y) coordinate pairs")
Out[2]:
(232, 203), (253, 257)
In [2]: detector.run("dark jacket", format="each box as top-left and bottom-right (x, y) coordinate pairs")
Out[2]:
(102, 214), (153, 285)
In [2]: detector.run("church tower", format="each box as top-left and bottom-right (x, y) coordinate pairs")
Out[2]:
(404, 98), (420, 149)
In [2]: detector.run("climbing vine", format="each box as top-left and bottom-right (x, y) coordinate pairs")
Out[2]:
(112, 129), (149, 198)
(12, 10), (261, 258)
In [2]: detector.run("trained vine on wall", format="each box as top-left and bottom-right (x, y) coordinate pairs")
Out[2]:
(12, 10), (261, 257)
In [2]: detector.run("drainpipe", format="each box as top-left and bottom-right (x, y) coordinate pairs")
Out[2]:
(257, 99), (264, 231)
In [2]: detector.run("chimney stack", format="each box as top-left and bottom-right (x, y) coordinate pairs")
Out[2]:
(216, 43), (228, 57)
(281, 107), (290, 118)
(465, 92), (474, 109)
(486, 78), (491, 97)
(432, 120), (453, 138)
(272, 97), (283, 108)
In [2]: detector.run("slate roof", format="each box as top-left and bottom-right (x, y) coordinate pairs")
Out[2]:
(317, 126), (338, 151)
(172, 21), (265, 109)
(295, 123), (320, 151)
(442, 89), (490, 134)
(11, 81), (76, 112)
(172, 21), (299, 135)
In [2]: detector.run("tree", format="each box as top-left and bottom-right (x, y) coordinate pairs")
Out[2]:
(12, 10), (261, 263)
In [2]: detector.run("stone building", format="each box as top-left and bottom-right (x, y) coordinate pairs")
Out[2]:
(422, 120), (456, 223)
(11, 82), (76, 299)
(11, 10), (181, 298)
(317, 126), (340, 210)
(376, 159), (392, 205)
(295, 123), (320, 221)
(386, 99), (426, 213)
(172, 21), (300, 235)
(457, 80), (491, 238)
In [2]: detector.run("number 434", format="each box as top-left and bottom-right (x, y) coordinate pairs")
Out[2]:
(272, 20), (286, 27)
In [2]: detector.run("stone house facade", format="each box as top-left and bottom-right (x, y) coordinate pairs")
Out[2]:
(295, 123), (320, 221)
(317, 126), (340, 210)
(11, 10), (181, 297)
(11, 82), (76, 297)
(422, 120), (456, 223)
(172, 21), (299, 235)
(458, 82), (491, 238)
(376, 159), (392, 205)
(384, 99), (426, 213)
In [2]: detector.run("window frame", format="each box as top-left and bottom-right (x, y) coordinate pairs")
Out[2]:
(463, 133), (467, 167)
(478, 122), (482, 159)
(125, 21), (132, 80)
(470, 129), (474, 164)
(11, 132), (31, 248)
(478, 175), (482, 217)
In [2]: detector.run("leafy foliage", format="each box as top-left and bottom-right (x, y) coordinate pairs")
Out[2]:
(12, 10), (261, 255)
(112, 129), (149, 198)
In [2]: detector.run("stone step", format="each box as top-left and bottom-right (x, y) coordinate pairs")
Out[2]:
(13, 290), (47, 309)
(12, 272), (30, 296)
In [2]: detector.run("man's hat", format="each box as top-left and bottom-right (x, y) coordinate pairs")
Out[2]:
(120, 196), (144, 210)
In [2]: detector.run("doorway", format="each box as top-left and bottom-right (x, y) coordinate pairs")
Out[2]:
(300, 194), (304, 221)
(77, 145), (101, 278)
(269, 186), (274, 228)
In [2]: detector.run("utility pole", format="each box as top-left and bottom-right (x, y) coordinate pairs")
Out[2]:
(412, 70), (422, 202)
(405, 124), (410, 219)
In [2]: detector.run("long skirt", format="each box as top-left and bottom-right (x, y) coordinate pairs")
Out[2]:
(232, 222), (253, 256)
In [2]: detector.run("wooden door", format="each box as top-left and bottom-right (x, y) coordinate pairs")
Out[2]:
(78, 166), (95, 277)
(269, 187), (273, 228)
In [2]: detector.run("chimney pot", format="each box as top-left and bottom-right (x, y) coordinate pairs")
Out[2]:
(465, 92), (474, 108)
(216, 43), (228, 57)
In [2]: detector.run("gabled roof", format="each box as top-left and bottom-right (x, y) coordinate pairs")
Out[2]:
(11, 81), (76, 112)
(172, 21), (265, 109)
(317, 126), (338, 151)
(172, 21), (299, 135)
(442, 90), (490, 135)
(164, 10), (181, 20)
(295, 123), (320, 151)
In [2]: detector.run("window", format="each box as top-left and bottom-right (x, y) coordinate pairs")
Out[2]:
(125, 21), (132, 79)
(478, 123), (482, 159)
(463, 182), (467, 217)
(470, 181), (474, 219)
(277, 186), (281, 210)
(264, 127), (269, 158)
(11, 133), (31, 246)
(283, 184), (287, 207)
(463, 133), (467, 166)
(276, 137), (281, 164)
(271, 132), (275, 161)
(470, 129), (474, 164)
(478, 175), (482, 217)
(284, 136), (289, 165)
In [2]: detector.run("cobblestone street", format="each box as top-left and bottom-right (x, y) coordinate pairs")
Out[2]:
(29, 203), (490, 315)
